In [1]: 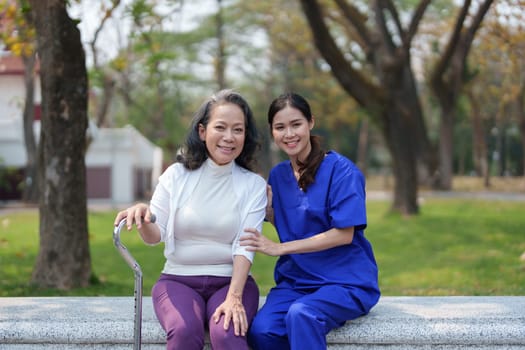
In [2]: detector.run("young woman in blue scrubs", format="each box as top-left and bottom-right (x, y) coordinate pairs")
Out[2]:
(241, 92), (380, 350)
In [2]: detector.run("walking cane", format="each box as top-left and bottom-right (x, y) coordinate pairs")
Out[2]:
(113, 214), (156, 350)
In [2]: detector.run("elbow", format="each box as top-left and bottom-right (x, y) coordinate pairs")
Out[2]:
(338, 227), (354, 245)
(234, 253), (254, 265)
(142, 235), (161, 245)
(337, 232), (353, 246)
(141, 230), (161, 245)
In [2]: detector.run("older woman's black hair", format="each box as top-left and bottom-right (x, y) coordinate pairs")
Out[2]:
(177, 89), (260, 171)
(268, 92), (325, 191)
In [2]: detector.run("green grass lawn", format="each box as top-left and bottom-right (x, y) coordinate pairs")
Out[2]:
(1, 198), (524, 297)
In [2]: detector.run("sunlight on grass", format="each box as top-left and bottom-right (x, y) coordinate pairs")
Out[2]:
(366, 199), (525, 296)
(1, 198), (524, 296)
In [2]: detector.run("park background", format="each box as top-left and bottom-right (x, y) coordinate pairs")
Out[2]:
(0, 0), (524, 295)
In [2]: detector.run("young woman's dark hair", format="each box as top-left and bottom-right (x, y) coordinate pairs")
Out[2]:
(177, 89), (260, 171)
(268, 92), (325, 191)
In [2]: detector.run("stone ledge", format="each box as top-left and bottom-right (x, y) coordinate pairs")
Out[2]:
(1, 296), (524, 349)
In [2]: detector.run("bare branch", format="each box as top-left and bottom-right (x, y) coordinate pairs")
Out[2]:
(431, 0), (494, 88)
(299, 0), (384, 111)
(406, 0), (431, 47)
(333, 0), (373, 50)
(373, 0), (396, 53)
(431, 0), (472, 84)
(89, 0), (122, 68)
(383, 0), (405, 46)
(460, 0), (494, 59)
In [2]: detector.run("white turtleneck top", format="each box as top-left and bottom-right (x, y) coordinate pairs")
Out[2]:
(149, 158), (267, 277)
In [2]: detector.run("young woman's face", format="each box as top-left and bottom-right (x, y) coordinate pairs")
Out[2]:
(199, 103), (246, 165)
(271, 105), (314, 161)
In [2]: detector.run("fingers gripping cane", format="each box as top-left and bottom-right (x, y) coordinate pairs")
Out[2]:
(113, 214), (156, 350)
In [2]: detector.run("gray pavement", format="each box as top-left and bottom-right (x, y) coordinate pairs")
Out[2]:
(1, 296), (524, 349)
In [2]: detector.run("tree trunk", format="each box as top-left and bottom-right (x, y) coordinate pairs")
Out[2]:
(356, 118), (369, 177)
(491, 106), (508, 177)
(498, 123), (507, 176)
(215, 0), (226, 89)
(95, 73), (115, 128)
(468, 92), (490, 187)
(437, 103), (456, 189)
(520, 117), (525, 177)
(382, 109), (419, 214)
(515, 79), (525, 177)
(21, 52), (39, 203)
(430, 0), (494, 190)
(299, 0), (432, 215)
(28, 0), (91, 289)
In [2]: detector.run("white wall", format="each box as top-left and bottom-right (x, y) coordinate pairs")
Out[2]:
(0, 74), (41, 167)
(86, 125), (163, 204)
(0, 76), (27, 166)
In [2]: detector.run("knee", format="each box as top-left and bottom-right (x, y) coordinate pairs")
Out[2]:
(285, 302), (315, 325)
(208, 326), (241, 349)
(209, 320), (251, 350)
(165, 322), (204, 350)
(208, 320), (227, 341)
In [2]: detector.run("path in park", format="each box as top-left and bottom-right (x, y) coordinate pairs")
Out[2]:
(2, 190), (525, 215)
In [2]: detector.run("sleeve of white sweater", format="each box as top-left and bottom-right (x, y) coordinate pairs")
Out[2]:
(149, 164), (177, 244)
(231, 171), (267, 263)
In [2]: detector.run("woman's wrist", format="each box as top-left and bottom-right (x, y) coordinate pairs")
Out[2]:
(226, 290), (243, 302)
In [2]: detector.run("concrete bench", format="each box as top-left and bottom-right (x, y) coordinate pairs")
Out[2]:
(1, 296), (524, 349)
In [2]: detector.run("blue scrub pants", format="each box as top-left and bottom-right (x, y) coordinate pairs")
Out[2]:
(248, 284), (367, 350)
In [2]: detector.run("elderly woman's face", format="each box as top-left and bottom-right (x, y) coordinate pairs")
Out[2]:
(199, 103), (246, 165)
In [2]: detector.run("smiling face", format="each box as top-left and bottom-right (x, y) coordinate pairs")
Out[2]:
(271, 105), (314, 164)
(199, 103), (246, 165)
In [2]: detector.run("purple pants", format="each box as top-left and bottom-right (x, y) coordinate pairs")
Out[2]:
(151, 273), (259, 350)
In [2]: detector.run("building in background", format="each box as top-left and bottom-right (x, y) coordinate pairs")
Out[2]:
(85, 125), (163, 205)
(0, 53), (162, 205)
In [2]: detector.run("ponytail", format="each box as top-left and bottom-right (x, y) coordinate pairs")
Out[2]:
(297, 135), (324, 191)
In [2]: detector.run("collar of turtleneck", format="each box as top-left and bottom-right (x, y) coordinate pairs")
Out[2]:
(205, 158), (234, 177)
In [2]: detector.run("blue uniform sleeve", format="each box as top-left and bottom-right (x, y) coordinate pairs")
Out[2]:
(329, 160), (367, 231)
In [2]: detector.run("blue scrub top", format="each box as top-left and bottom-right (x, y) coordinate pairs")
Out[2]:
(268, 151), (379, 296)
